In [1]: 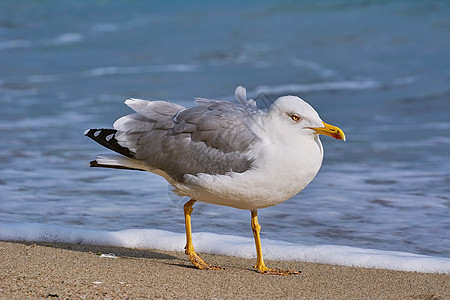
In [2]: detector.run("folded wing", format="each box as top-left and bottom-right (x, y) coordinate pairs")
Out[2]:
(86, 98), (260, 183)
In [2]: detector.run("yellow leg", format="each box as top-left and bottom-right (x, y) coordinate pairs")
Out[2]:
(184, 199), (222, 270)
(251, 209), (269, 272)
(251, 209), (300, 275)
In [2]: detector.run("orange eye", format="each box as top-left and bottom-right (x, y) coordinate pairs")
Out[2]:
(291, 114), (301, 121)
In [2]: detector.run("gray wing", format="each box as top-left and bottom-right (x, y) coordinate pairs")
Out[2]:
(113, 98), (259, 182)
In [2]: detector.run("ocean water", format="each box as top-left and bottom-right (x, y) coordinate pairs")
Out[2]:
(1, 1), (449, 271)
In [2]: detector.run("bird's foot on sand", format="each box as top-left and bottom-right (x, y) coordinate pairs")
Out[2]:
(186, 250), (223, 270)
(255, 266), (301, 275)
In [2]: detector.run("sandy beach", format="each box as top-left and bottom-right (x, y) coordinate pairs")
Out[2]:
(0, 241), (448, 299)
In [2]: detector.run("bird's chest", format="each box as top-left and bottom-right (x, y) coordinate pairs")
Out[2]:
(180, 136), (324, 210)
(256, 137), (324, 200)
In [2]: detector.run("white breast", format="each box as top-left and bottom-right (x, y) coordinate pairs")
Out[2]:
(174, 128), (324, 210)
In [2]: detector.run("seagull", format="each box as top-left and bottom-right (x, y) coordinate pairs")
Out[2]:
(85, 86), (345, 275)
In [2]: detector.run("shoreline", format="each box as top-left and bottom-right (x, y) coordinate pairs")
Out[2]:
(1, 241), (449, 299)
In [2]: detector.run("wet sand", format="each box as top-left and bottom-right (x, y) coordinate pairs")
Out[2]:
(0, 241), (448, 299)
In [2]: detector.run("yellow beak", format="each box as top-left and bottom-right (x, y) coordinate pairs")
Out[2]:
(310, 122), (346, 141)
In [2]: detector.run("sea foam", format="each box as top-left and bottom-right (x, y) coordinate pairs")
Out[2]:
(0, 222), (448, 274)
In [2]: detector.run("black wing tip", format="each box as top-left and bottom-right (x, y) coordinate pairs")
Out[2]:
(84, 128), (134, 158)
(89, 160), (100, 167)
(84, 128), (93, 137)
(89, 159), (145, 172)
(84, 128), (115, 139)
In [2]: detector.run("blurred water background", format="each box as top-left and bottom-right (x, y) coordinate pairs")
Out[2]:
(0, 1), (449, 257)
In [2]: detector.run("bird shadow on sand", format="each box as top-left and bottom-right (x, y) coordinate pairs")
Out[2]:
(10, 240), (177, 260)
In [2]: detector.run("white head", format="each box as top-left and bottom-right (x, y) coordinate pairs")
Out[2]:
(268, 95), (346, 141)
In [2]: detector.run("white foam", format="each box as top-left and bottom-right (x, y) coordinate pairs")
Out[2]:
(92, 23), (121, 33)
(52, 33), (84, 45)
(99, 253), (117, 258)
(27, 74), (62, 83)
(0, 40), (32, 51)
(1, 223), (448, 274)
(21, 64), (200, 85)
(253, 80), (381, 95)
(291, 59), (337, 78)
(83, 64), (199, 77)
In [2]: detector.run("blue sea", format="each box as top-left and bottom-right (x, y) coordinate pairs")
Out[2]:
(1, 1), (449, 272)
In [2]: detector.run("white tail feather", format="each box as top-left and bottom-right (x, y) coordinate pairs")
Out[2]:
(94, 154), (151, 171)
